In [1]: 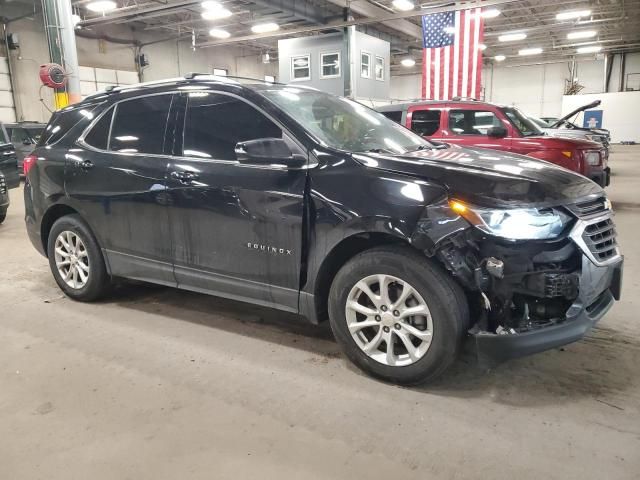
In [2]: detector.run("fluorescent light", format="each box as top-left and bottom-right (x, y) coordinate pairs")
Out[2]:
(251, 22), (279, 33)
(201, 7), (232, 20)
(478, 43), (487, 51)
(72, 14), (82, 26)
(201, 1), (222, 9)
(556, 9), (591, 20)
(86, 1), (117, 12)
(519, 47), (543, 56)
(443, 26), (456, 34)
(392, 0), (414, 11)
(401, 58), (416, 67)
(567, 30), (597, 40)
(209, 28), (230, 39)
(498, 32), (527, 42)
(494, 55), (506, 61)
(577, 45), (602, 53)
(481, 8), (501, 19)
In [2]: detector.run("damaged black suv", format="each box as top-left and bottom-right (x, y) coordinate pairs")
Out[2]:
(24, 75), (623, 384)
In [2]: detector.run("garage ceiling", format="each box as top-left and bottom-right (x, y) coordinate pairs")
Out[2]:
(4, 0), (640, 68)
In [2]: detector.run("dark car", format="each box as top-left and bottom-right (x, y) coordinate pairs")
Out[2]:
(0, 126), (20, 190)
(23, 75), (623, 385)
(3, 121), (46, 173)
(377, 100), (610, 187)
(0, 172), (9, 224)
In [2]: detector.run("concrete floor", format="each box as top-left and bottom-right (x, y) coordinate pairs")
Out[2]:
(1, 147), (639, 480)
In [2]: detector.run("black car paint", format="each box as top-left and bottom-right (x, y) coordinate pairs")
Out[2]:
(24, 78), (622, 363)
(0, 173), (9, 218)
(0, 143), (20, 190)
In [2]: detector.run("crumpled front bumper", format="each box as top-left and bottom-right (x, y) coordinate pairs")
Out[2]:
(471, 254), (623, 365)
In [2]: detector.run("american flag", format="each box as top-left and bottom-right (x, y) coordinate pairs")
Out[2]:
(421, 8), (484, 100)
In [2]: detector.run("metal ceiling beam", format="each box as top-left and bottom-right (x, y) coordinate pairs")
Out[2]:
(77, 0), (202, 27)
(326, 0), (422, 40)
(196, 0), (520, 48)
(250, 0), (327, 25)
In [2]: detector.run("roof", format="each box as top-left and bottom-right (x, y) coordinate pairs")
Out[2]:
(377, 99), (508, 112)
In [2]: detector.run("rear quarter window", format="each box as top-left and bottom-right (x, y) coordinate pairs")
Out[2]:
(39, 103), (102, 146)
(380, 110), (403, 123)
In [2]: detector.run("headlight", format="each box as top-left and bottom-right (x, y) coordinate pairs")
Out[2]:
(449, 199), (571, 240)
(584, 151), (601, 166)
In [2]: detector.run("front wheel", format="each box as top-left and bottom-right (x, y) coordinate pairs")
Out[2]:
(47, 214), (111, 301)
(328, 246), (468, 385)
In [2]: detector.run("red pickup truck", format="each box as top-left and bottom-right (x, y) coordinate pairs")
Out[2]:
(377, 100), (610, 187)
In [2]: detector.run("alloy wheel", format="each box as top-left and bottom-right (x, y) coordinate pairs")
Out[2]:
(54, 231), (90, 290)
(345, 274), (433, 367)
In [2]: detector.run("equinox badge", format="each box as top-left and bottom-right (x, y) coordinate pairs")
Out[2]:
(247, 243), (293, 255)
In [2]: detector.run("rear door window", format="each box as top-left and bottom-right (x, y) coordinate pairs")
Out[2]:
(109, 95), (173, 154)
(39, 104), (100, 146)
(448, 110), (501, 135)
(410, 110), (441, 136)
(182, 92), (282, 160)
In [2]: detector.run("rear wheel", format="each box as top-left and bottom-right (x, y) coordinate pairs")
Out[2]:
(328, 246), (468, 385)
(0, 211), (6, 224)
(47, 215), (110, 301)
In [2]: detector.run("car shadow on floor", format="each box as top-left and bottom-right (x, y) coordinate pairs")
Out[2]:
(109, 282), (639, 407)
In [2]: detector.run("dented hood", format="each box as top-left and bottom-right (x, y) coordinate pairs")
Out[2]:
(353, 144), (602, 208)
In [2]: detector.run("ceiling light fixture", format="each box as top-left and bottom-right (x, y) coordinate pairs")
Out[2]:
(401, 58), (416, 67)
(251, 22), (280, 34)
(556, 9), (591, 21)
(567, 30), (597, 40)
(86, 1), (117, 12)
(577, 45), (602, 53)
(201, 7), (232, 20)
(209, 28), (230, 39)
(481, 8), (501, 19)
(498, 32), (527, 42)
(392, 0), (414, 11)
(519, 47), (543, 56)
(478, 43), (487, 51)
(494, 55), (506, 61)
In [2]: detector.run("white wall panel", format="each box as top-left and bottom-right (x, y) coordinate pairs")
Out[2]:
(0, 91), (14, 107)
(0, 107), (16, 123)
(78, 66), (96, 82)
(116, 70), (138, 84)
(95, 68), (118, 83)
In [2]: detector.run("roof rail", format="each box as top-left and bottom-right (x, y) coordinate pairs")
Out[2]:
(183, 72), (282, 84)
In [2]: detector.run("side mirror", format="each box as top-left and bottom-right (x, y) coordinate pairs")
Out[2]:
(487, 126), (508, 138)
(235, 138), (306, 169)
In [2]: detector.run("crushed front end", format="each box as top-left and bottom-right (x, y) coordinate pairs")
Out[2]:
(413, 195), (623, 364)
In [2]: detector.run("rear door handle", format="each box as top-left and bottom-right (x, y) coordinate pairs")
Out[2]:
(170, 170), (199, 184)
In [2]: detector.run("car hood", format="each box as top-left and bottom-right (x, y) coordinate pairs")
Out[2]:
(353, 144), (602, 208)
(551, 100), (601, 127)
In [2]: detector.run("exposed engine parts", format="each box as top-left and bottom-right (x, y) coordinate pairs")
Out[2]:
(432, 229), (581, 335)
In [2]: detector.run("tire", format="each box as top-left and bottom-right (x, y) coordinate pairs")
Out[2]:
(0, 211), (6, 224)
(47, 214), (110, 301)
(328, 246), (469, 385)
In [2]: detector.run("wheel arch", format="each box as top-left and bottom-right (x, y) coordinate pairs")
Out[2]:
(40, 204), (82, 256)
(309, 231), (417, 323)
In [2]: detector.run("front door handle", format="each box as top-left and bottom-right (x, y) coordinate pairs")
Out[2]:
(80, 160), (94, 170)
(170, 170), (199, 184)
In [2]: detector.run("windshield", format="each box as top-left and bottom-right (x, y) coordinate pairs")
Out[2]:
(26, 127), (44, 142)
(258, 87), (431, 154)
(529, 116), (551, 128)
(501, 107), (543, 137)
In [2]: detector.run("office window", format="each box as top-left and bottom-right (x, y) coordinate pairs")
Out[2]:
(320, 52), (340, 78)
(375, 56), (384, 81)
(183, 92), (282, 161)
(361, 52), (371, 78)
(291, 54), (311, 81)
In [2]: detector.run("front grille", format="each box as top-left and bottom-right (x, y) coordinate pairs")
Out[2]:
(582, 218), (618, 262)
(570, 197), (608, 217)
(0, 176), (6, 195)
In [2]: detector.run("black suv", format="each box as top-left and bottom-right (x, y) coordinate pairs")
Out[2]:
(24, 75), (623, 384)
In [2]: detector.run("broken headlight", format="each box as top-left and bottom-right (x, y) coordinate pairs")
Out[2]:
(449, 199), (571, 240)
